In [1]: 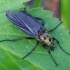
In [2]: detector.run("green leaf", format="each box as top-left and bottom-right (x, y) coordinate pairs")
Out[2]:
(0, 0), (30, 13)
(34, 0), (42, 8)
(0, 1), (70, 70)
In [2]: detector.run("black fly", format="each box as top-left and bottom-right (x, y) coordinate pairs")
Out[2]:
(0, 8), (70, 66)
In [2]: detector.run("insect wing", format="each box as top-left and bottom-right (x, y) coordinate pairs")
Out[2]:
(6, 11), (43, 38)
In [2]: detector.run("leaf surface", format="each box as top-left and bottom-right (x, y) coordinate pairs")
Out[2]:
(0, 1), (70, 70)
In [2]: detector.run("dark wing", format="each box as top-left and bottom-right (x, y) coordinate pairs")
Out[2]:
(6, 11), (43, 38)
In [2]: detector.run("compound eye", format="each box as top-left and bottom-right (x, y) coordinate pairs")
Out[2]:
(44, 36), (46, 39)
(49, 38), (51, 41)
(43, 35), (49, 40)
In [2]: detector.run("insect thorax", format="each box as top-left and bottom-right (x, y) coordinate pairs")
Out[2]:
(38, 28), (52, 46)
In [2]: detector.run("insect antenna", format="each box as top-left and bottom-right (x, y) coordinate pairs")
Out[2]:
(53, 38), (70, 55)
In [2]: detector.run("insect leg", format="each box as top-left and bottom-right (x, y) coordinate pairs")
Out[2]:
(22, 41), (39, 59)
(0, 37), (34, 42)
(24, 8), (27, 12)
(48, 50), (58, 66)
(35, 17), (45, 26)
(21, 8), (27, 14)
(53, 38), (70, 55)
(43, 45), (58, 66)
(48, 21), (62, 32)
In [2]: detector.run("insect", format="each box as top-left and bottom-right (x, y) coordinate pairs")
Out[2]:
(0, 8), (70, 66)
